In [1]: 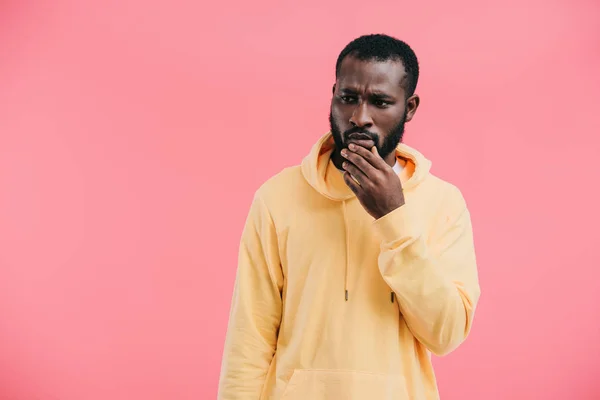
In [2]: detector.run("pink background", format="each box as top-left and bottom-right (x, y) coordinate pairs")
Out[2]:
(1, 0), (599, 399)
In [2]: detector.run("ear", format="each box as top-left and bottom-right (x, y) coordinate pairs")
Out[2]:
(404, 94), (420, 123)
(332, 83), (336, 95)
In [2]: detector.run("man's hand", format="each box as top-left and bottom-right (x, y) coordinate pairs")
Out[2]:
(341, 143), (405, 220)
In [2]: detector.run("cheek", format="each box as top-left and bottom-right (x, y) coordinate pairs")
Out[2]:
(332, 104), (350, 123)
(379, 107), (406, 127)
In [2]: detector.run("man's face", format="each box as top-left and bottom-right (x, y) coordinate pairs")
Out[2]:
(329, 56), (419, 161)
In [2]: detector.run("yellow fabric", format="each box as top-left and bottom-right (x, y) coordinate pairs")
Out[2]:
(218, 132), (481, 400)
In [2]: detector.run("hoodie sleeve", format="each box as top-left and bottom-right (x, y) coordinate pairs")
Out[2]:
(218, 191), (283, 399)
(372, 185), (481, 357)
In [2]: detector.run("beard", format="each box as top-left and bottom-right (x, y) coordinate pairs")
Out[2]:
(329, 109), (407, 160)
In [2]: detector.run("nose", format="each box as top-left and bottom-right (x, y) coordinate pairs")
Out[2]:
(349, 101), (373, 128)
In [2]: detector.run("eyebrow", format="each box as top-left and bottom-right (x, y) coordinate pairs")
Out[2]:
(370, 92), (395, 100)
(339, 88), (396, 100)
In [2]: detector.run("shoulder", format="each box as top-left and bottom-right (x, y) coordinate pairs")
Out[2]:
(429, 173), (467, 204)
(256, 165), (304, 195)
(249, 165), (308, 210)
(419, 172), (470, 221)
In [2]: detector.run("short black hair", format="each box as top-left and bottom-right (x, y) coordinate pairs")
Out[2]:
(335, 34), (419, 97)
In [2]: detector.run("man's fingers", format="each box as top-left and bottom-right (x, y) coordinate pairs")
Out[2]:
(342, 170), (363, 195)
(342, 148), (376, 178)
(348, 144), (389, 170)
(342, 161), (368, 186)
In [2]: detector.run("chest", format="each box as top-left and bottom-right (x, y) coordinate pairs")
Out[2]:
(275, 198), (382, 284)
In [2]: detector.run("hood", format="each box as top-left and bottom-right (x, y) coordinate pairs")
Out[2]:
(301, 131), (432, 201)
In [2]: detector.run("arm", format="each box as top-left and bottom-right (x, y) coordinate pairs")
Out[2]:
(218, 191), (283, 399)
(372, 186), (481, 356)
(340, 144), (481, 356)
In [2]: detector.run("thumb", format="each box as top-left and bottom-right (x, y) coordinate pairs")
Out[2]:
(372, 146), (379, 156)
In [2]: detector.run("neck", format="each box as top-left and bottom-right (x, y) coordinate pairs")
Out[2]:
(383, 153), (397, 167)
(331, 149), (344, 170)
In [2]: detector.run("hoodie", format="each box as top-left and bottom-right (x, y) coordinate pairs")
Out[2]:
(218, 132), (481, 400)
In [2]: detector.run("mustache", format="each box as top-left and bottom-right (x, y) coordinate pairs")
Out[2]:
(343, 127), (378, 141)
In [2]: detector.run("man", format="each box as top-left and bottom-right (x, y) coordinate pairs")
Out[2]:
(218, 34), (481, 400)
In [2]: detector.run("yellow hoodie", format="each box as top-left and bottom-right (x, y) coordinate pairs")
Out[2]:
(218, 132), (481, 400)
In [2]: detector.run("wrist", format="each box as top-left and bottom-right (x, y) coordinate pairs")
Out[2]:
(375, 200), (405, 220)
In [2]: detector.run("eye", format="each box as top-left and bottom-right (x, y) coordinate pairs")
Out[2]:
(373, 99), (391, 108)
(339, 95), (357, 104)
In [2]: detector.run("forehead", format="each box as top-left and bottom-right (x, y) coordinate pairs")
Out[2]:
(337, 56), (407, 94)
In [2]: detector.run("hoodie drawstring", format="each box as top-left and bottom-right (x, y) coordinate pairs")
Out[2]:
(342, 200), (349, 301)
(342, 199), (395, 304)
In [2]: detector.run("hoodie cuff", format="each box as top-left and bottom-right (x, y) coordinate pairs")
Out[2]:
(372, 203), (424, 246)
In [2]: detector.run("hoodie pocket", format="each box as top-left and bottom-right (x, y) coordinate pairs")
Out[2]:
(280, 369), (409, 400)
